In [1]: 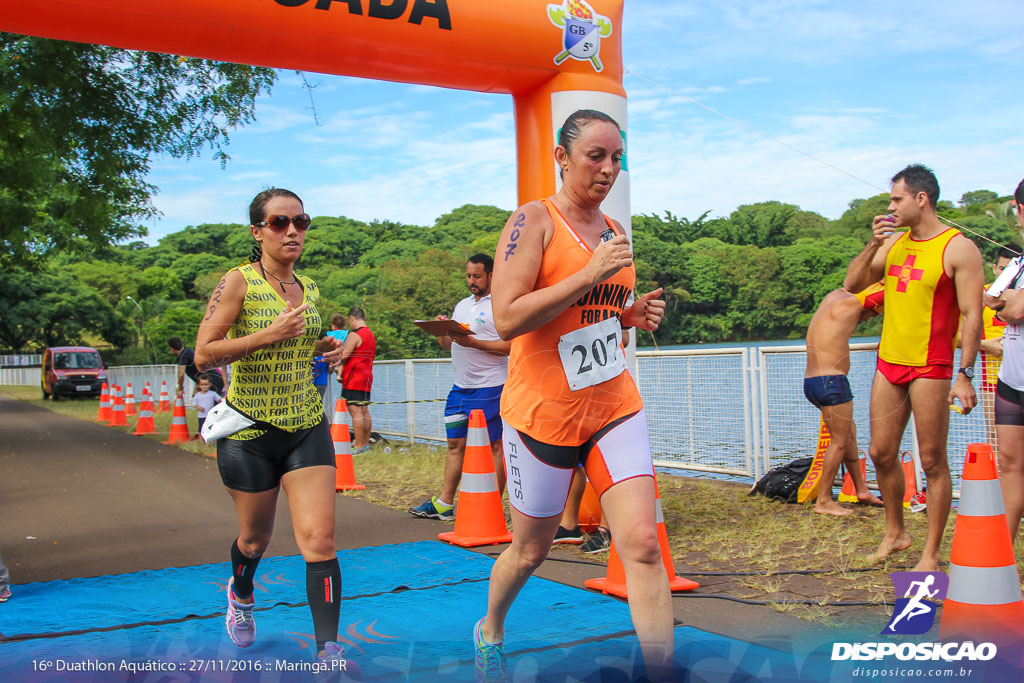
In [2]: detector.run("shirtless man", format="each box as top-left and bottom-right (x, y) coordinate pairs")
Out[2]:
(845, 164), (983, 571)
(804, 284), (885, 516)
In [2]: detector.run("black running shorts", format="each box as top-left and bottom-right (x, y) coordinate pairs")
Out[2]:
(341, 388), (371, 406)
(996, 379), (1024, 427)
(216, 416), (334, 492)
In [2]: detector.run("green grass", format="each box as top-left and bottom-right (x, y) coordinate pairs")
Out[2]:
(5, 383), (1024, 626)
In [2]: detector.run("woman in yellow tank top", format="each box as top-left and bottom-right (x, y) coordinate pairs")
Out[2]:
(474, 111), (673, 681)
(194, 189), (353, 670)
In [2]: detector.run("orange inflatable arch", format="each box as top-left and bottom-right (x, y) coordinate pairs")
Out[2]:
(1, 0), (631, 228)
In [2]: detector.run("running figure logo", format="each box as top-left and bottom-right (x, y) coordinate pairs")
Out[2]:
(883, 571), (949, 635)
(547, 0), (613, 72)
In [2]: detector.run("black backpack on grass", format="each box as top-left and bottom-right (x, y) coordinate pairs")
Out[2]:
(748, 457), (813, 503)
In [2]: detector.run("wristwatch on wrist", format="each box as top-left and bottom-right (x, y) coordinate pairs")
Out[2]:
(958, 367), (974, 381)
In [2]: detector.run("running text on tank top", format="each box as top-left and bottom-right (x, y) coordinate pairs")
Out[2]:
(342, 327), (376, 392)
(226, 262), (324, 439)
(878, 228), (961, 367)
(500, 199), (643, 446)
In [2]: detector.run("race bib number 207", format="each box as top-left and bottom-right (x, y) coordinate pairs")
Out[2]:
(558, 317), (626, 391)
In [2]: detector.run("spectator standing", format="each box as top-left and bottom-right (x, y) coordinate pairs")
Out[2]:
(190, 373), (223, 440)
(844, 164), (983, 571)
(312, 352), (330, 418)
(168, 336), (225, 396)
(409, 254), (510, 521)
(326, 313), (349, 413)
(984, 181), (1024, 541)
(335, 308), (376, 453)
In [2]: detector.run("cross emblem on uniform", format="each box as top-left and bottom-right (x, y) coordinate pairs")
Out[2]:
(888, 255), (925, 293)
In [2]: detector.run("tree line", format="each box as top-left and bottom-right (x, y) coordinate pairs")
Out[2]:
(2, 194), (1019, 364)
(2, 36), (1020, 363)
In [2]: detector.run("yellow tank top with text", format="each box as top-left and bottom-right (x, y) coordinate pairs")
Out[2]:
(227, 262), (323, 439)
(500, 199), (643, 446)
(878, 228), (961, 367)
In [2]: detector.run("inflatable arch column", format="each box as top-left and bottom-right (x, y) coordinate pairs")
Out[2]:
(516, 72), (630, 234)
(1, 0), (629, 228)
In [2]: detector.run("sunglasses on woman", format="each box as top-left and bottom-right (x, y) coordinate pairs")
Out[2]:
(255, 213), (312, 231)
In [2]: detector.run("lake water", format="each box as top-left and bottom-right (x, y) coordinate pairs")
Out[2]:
(366, 334), (988, 494)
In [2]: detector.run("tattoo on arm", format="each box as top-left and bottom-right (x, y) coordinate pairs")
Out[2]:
(203, 278), (228, 322)
(504, 214), (525, 261)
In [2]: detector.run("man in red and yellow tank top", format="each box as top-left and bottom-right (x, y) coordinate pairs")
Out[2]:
(845, 164), (984, 572)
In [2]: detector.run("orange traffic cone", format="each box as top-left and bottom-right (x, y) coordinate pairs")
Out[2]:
(939, 443), (1024, 646)
(901, 451), (919, 508)
(837, 453), (867, 504)
(585, 478), (699, 598)
(330, 398), (349, 442)
(157, 381), (172, 413)
(333, 423), (365, 491)
(124, 382), (137, 417)
(163, 396), (190, 444)
(108, 385), (128, 427)
(578, 479), (602, 533)
(438, 409), (512, 547)
(132, 387), (156, 435)
(95, 383), (111, 423)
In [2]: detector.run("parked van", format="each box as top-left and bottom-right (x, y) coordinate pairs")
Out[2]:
(40, 346), (106, 399)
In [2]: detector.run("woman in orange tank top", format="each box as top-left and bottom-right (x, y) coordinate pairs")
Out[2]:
(472, 110), (673, 681)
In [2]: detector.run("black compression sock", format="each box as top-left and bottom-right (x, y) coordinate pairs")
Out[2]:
(230, 538), (262, 599)
(306, 558), (342, 652)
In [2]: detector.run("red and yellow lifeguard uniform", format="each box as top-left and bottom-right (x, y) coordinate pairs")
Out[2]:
(877, 228), (960, 382)
(854, 282), (885, 312)
(981, 284), (1006, 391)
(500, 199), (642, 446)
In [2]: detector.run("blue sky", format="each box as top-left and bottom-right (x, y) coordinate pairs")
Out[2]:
(142, 0), (1024, 242)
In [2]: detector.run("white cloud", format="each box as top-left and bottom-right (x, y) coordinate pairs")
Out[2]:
(248, 104), (314, 133)
(228, 171), (277, 182)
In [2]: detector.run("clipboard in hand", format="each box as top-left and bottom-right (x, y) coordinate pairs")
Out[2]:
(414, 319), (474, 337)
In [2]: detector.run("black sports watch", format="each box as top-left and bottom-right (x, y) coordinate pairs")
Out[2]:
(958, 367), (974, 381)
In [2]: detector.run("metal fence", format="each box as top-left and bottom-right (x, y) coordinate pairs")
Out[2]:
(634, 348), (754, 476)
(756, 344), (994, 496)
(0, 367), (41, 387)
(2, 348), (995, 493)
(366, 345), (990, 495)
(0, 354), (41, 367)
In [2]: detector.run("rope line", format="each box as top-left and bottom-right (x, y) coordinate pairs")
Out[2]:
(623, 67), (1017, 253)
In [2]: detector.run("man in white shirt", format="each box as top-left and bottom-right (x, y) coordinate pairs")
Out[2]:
(985, 179), (1024, 541)
(409, 254), (511, 521)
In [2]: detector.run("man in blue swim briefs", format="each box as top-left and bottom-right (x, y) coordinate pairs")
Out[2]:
(804, 284), (885, 515)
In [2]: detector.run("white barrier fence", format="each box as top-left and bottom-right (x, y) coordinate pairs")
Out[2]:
(3, 346), (993, 493)
(105, 365), (192, 397)
(0, 367), (41, 387)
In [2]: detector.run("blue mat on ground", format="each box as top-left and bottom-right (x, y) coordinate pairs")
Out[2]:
(0, 540), (883, 681)
(0, 574), (642, 681)
(0, 541), (493, 639)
